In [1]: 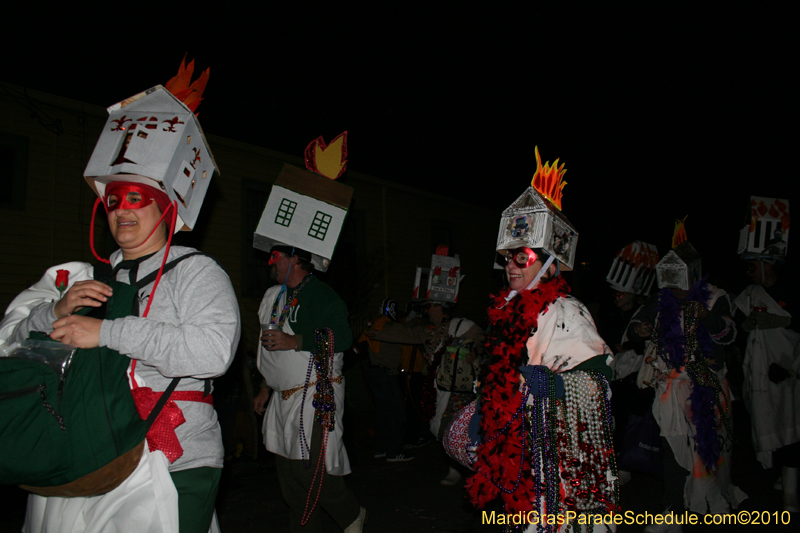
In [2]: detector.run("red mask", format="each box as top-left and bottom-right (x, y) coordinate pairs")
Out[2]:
(268, 251), (286, 265)
(105, 182), (170, 213)
(503, 247), (538, 268)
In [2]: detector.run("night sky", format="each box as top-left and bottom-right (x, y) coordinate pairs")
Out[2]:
(2, 5), (794, 293)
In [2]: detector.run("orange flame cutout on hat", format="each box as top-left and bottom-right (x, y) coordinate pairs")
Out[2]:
(165, 54), (210, 114)
(750, 197), (790, 233)
(530, 146), (567, 211)
(305, 131), (348, 179)
(643, 246), (660, 269)
(672, 216), (688, 248)
(435, 244), (449, 256)
(618, 242), (659, 269)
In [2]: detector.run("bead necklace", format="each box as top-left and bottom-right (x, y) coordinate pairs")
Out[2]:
(516, 370), (619, 532)
(312, 328), (337, 431)
(269, 272), (313, 326)
(556, 371), (618, 517)
(298, 327), (337, 526)
(298, 327), (337, 465)
(299, 422), (329, 526)
(526, 367), (559, 533)
(297, 350), (316, 463)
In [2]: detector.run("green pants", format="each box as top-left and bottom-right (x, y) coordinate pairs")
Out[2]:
(170, 467), (222, 533)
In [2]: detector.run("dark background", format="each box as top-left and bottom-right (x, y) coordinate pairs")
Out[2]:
(2, 4), (794, 294)
(0, 6), (795, 530)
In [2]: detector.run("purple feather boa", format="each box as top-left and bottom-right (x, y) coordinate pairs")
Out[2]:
(690, 377), (720, 472)
(656, 277), (722, 472)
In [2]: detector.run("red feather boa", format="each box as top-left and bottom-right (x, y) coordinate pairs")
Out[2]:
(466, 276), (570, 514)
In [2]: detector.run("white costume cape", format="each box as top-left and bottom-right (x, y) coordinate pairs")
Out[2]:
(524, 296), (612, 371)
(733, 285), (800, 468)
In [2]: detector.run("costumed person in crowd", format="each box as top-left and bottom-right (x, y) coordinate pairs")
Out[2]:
(368, 247), (484, 486)
(731, 197), (799, 512)
(462, 147), (618, 532)
(357, 298), (415, 462)
(629, 219), (747, 532)
(601, 241), (659, 485)
(250, 133), (365, 533)
(0, 58), (241, 533)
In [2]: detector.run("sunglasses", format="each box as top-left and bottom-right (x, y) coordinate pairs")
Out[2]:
(501, 247), (538, 269)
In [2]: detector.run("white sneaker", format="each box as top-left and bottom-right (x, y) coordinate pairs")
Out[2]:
(440, 466), (462, 486)
(343, 507), (367, 533)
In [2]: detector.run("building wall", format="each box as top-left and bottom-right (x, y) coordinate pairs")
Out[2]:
(0, 84), (499, 355)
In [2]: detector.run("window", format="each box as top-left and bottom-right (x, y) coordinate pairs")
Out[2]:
(308, 210), (332, 240)
(275, 198), (297, 227)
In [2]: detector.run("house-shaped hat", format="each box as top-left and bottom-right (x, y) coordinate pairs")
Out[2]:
(606, 241), (659, 295)
(84, 68), (217, 233)
(253, 132), (352, 272)
(495, 147), (578, 270)
(656, 218), (702, 290)
(737, 196), (789, 261)
(411, 245), (463, 304)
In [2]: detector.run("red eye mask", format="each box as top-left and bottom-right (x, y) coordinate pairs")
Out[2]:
(268, 251), (285, 265)
(105, 182), (171, 213)
(504, 247), (538, 268)
(105, 183), (154, 210)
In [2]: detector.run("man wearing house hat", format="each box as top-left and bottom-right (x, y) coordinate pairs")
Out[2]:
(251, 141), (365, 531)
(253, 244), (365, 532)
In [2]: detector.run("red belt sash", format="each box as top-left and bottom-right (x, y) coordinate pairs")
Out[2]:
(129, 361), (213, 463)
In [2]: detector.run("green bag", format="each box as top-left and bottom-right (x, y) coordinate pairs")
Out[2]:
(0, 280), (147, 495)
